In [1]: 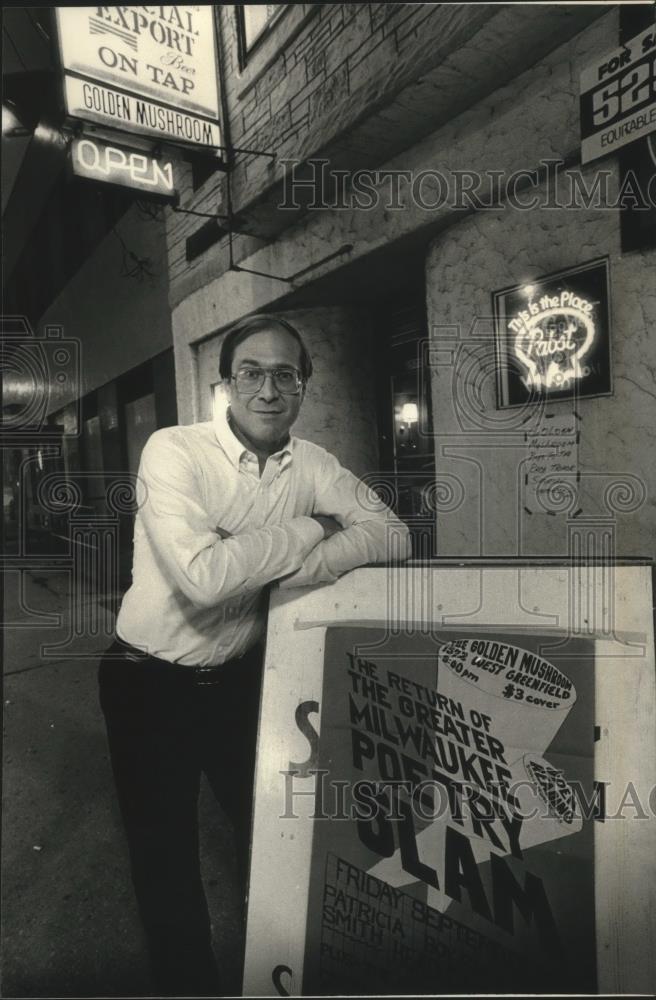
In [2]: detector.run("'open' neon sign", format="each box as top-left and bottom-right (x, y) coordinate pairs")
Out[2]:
(71, 136), (176, 199)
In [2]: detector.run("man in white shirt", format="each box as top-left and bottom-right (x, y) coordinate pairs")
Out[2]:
(99, 314), (410, 995)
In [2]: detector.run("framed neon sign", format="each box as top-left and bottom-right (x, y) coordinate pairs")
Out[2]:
(493, 258), (612, 408)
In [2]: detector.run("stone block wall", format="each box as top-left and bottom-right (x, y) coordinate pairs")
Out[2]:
(221, 3), (441, 178)
(165, 3), (498, 307)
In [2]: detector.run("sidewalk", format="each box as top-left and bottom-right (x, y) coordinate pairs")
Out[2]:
(2, 570), (244, 998)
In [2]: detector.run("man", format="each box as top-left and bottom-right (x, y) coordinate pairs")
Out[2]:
(99, 314), (410, 995)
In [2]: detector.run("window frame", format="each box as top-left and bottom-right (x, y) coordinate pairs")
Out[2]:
(235, 4), (287, 68)
(231, 5), (320, 102)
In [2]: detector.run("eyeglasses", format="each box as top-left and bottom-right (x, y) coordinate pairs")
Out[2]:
(231, 366), (304, 395)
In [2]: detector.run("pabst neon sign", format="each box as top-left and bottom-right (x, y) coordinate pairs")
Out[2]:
(509, 290), (596, 391)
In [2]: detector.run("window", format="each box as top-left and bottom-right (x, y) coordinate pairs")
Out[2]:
(236, 4), (285, 63)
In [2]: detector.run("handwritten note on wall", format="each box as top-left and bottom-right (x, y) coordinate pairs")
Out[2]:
(524, 414), (579, 510)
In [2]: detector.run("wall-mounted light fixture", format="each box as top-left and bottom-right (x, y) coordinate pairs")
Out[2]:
(2, 100), (32, 138)
(399, 401), (419, 425)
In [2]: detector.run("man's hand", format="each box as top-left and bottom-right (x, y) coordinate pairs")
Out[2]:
(311, 515), (343, 539)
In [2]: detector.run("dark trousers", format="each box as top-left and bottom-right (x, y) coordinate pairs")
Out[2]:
(98, 639), (263, 997)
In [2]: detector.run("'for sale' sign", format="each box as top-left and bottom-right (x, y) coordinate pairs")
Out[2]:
(580, 25), (656, 164)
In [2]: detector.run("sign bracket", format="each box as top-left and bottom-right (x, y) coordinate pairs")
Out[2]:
(174, 161), (354, 285)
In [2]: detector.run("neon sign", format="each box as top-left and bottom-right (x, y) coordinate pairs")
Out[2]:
(70, 136), (178, 201)
(509, 290), (596, 391)
(494, 258), (612, 408)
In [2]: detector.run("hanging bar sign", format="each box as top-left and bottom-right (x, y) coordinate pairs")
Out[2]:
(70, 136), (178, 201)
(55, 6), (221, 149)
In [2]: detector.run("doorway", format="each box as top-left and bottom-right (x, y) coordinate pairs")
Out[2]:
(374, 289), (437, 556)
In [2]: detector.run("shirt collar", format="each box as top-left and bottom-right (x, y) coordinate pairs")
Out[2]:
(213, 398), (295, 470)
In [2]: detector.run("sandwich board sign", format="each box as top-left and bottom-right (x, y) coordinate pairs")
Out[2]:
(244, 564), (656, 995)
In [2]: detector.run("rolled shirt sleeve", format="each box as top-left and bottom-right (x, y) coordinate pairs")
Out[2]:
(138, 431), (324, 608)
(278, 449), (411, 589)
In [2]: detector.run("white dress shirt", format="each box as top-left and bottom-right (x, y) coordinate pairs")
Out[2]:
(116, 404), (410, 666)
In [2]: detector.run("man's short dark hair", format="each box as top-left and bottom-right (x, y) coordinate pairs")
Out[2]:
(219, 314), (313, 381)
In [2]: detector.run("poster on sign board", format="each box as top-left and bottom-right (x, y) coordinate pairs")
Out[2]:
(493, 257), (612, 408)
(244, 566), (656, 996)
(300, 626), (596, 995)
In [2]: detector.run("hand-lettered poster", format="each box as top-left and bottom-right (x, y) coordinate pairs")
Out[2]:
(302, 628), (596, 994)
